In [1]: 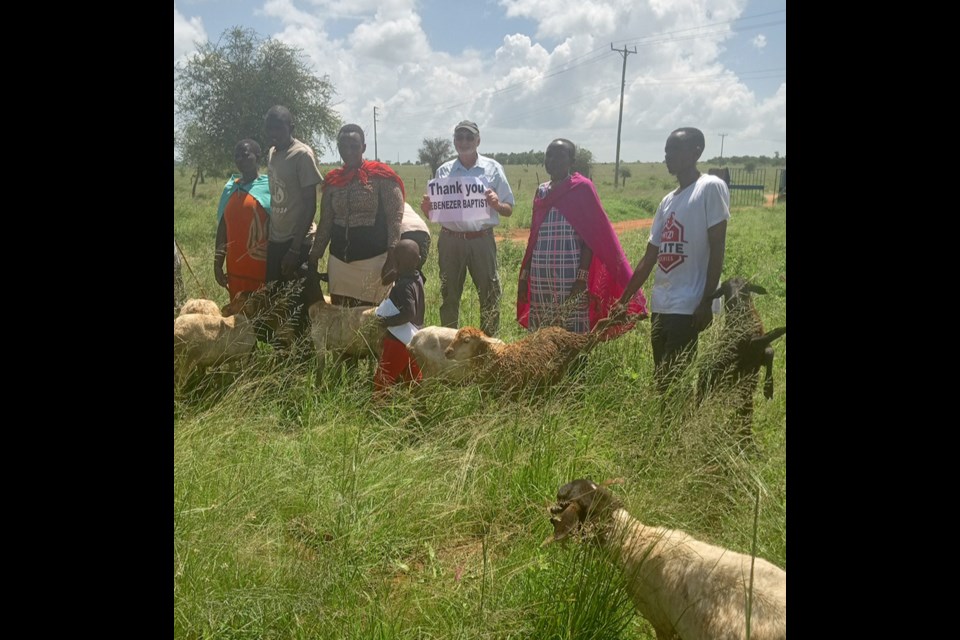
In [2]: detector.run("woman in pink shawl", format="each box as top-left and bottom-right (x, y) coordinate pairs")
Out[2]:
(517, 139), (647, 338)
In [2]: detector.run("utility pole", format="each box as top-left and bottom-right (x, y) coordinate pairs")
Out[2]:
(612, 43), (636, 188)
(718, 133), (727, 166)
(373, 106), (379, 162)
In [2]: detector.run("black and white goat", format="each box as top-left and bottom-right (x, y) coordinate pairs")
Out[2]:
(698, 277), (786, 445)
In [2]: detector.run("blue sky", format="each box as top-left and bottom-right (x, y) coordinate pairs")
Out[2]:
(175, 0), (786, 164)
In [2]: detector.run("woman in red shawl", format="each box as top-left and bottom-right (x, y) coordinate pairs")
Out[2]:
(309, 124), (406, 306)
(517, 139), (646, 338)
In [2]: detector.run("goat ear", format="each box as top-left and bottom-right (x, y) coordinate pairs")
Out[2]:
(709, 286), (724, 300)
(746, 283), (768, 295)
(548, 502), (582, 543)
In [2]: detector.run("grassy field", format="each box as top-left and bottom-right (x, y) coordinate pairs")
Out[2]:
(174, 162), (786, 639)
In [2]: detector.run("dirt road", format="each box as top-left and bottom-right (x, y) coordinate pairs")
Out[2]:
(497, 192), (782, 242)
(497, 218), (653, 243)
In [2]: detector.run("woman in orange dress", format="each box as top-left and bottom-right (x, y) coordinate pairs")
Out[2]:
(214, 139), (271, 301)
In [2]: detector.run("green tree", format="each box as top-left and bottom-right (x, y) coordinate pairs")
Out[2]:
(618, 166), (631, 185)
(573, 147), (594, 179)
(174, 26), (341, 196)
(418, 137), (453, 175)
(176, 121), (218, 189)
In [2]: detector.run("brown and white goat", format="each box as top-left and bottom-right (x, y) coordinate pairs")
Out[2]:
(547, 479), (786, 640)
(408, 326), (503, 382)
(698, 277), (786, 444)
(444, 325), (593, 392)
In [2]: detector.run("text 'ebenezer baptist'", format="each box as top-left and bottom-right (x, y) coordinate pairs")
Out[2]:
(426, 177), (494, 223)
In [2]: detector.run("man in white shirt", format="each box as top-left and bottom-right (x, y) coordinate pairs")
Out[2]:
(420, 120), (515, 337)
(615, 127), (730, 393)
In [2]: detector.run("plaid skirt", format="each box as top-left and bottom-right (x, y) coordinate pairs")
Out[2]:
(529, 208), (589, 333)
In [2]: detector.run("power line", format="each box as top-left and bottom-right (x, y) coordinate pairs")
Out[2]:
(381, 9), (785, 126)
(611, 10), (786, 48)
(373, 10), (785, 135)
(630, 68), (786, 87)
(484, 85), (620, 128)
(384, 50), (617, 125)
(622, 20), (785, 50)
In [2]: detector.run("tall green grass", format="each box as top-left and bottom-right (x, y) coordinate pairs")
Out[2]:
(174, 167), (786, 639)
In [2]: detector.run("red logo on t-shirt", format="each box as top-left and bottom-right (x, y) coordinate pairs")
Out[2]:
(657, 212), (686, 273)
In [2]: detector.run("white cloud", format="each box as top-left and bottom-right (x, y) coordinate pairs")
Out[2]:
(263, 0), (327, 32)
(349, 11), (430, 62)
(304, 0), (417, 18)
(174, 4), (207, 63)
(740, 83), (785, 145)
(752, 34), (767, 50)
(500, 0), (625, 40)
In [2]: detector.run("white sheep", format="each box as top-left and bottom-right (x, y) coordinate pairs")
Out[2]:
(408, 326), (503, 382)
(178, 298), (222, 317)
(307, 296), (385, 382)
(173, 293), (266, 387)
(547, 479), (786, 640)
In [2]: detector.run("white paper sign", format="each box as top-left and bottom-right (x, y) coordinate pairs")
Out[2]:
(425, 176), (494, 223)
(387, 324), (418, 345)
(375, 297), (400, 317)
(375, 297), (419, 345)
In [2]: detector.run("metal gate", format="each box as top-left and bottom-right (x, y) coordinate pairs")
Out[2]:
(728, 168), (765, 207)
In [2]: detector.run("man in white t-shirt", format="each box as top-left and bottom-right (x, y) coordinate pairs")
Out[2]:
(615, 127), (730, 392)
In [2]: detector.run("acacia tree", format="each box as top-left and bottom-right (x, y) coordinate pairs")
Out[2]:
(418, 137), (453, 175)
(573, 147), (593, 179)
(175, 27), (341, 196)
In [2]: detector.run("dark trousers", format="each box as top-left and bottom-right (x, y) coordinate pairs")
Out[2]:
(650, 313), (701, 394)
(265, 240), (323, 345)
(438, 230), (501, 337)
